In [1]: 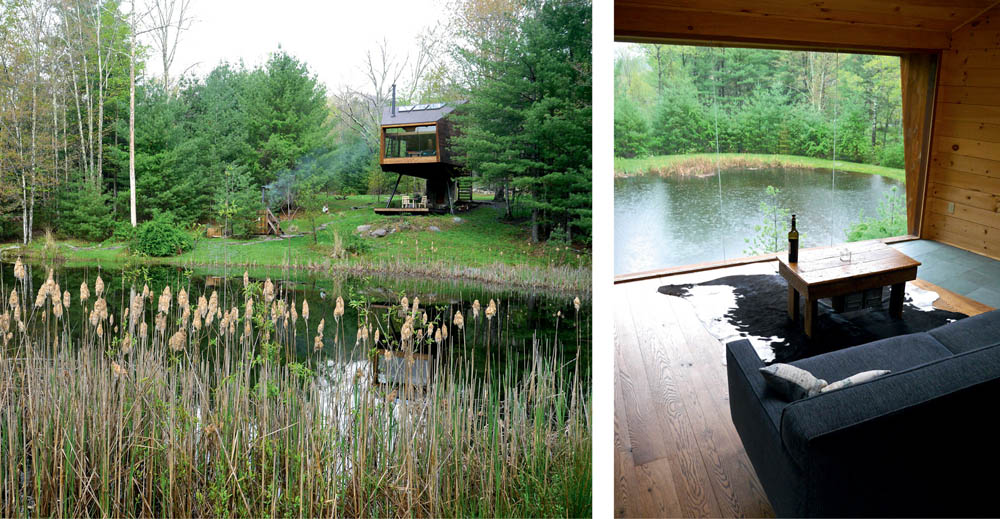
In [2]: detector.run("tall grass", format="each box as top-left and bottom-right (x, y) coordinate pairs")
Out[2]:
(0, 260), (590, 517)
(614, 153), (906, 182)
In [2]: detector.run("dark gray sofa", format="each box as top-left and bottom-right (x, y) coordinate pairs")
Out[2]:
(727, 309), (1000, 517)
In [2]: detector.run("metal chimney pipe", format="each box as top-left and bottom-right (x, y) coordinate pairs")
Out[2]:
(391, 83), (396, 117)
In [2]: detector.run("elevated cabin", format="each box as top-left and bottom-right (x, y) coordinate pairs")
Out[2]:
(376, 101), (473, 215)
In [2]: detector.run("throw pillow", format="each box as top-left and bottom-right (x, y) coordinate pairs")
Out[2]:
(820, 370), (891, 393)
(759, 363), (828, 401)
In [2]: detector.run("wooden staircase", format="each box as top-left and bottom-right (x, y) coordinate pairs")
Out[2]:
(457, 178), (473, 203)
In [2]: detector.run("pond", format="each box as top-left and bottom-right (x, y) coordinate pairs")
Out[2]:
(0, 261), (590, 383)
(614, 167), (905, 275)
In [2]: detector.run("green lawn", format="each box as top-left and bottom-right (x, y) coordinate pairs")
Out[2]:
(614, 153), (905, 182)
(2, 195), (589, 292)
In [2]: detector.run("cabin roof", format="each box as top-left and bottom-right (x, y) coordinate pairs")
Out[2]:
(381, 101), (465, 126)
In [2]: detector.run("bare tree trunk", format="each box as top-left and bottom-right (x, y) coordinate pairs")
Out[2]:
(130, 0), (137, 226)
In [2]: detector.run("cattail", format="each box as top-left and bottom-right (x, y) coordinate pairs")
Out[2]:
(383, 349), (392, 362)
(472, 300), (481, 320)
(95, 274), (104, 298)
(111, 362), (126, 377)
(142, 284), (150, 301)
(52, 299), (63, 319)
(442, 325), (448, 340)
(243, 270), (249, 288)
(434, 328), (442, 344)
(302, 299), (309, 321)
(374, 328), (381, 344)
(422, 312), (428, 325)
(313, 335), (323, 352)
(158, 286), (172, 314)
(96, 322), (104, 338)
(62, 290), (70, 309)
(263, 278), (274, 304)
(34, 283), (48, 308)
(130, 292), (144, 330)
(574, 296), (581, 312)
(8, 289), (18, 311)
(317, 318), (325, 337)
(334, 296), (344, 319)
(168, 329), (186, 352)
(155, 312), (166, 335)
(121, 333), (132, 354)
(485, 299), (496, 320)
(229, 309), (238, 336)
(291, 303), (298, 326)
(401, 315), (414, 342)
(206, 291), (219, 327)
(197, 294), (208, 318)
(80, 281), (90, 302)
(412, 297), (420, 316)
(557, 310), (562, 318)
(13, 258), (25, 281)
(452, 310), (464, 330)
(401, 296), (409, 312)
(178, 287), (188, 308)
(140, 321), (148, 339)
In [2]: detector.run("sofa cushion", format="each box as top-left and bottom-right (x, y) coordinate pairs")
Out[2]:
(791, 332), (951, 384)
(928, 309), (1000, 354)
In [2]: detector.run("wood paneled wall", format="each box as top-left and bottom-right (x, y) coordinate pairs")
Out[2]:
(922, 7), (1000, 259)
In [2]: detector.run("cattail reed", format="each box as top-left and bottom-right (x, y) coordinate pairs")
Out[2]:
(0, 269), (591, 518)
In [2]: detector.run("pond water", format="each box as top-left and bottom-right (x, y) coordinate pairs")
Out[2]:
(0, 262), (590, 383)
(614, 167), (904, 274)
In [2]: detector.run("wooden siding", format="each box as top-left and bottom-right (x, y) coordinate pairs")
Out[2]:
(922, 5), (1000, 260)
(615, 1), (966, 52)
(901, 53), (939, 235)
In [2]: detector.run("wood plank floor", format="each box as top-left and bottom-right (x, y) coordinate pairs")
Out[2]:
(614, 261), (995, 518)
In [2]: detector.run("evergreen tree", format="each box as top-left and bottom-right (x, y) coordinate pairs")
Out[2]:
(453, 0), (592, 242)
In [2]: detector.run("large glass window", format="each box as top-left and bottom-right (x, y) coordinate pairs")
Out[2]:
(384, 125), (438, 159)
(614, 44), (906, 275)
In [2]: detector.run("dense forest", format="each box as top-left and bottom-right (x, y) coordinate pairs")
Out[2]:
(614, 44), (904, 168)
(0, 0), (591, 245)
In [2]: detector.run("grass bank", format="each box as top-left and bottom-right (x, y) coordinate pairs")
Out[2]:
(615, 153), (905, 182)
(1, 195), (590, 293)
(0, 268), (590, 517)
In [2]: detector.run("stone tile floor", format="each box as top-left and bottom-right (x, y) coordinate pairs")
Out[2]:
(891, 240), (1000, 309)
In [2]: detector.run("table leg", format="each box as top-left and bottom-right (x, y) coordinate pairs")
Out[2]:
(804, 297), (818, 338)
(889, 282), (905, 319)
(787, 286), (800, 321)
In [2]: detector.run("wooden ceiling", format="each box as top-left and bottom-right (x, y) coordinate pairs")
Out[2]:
(616, 0), (1000, 52)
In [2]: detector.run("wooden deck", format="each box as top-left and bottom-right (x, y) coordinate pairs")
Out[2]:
(614, 261), (994, 518)
(373, 207), (430, 215)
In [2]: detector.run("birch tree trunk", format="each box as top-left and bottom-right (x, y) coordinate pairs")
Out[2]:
(130, 0), (137, 226)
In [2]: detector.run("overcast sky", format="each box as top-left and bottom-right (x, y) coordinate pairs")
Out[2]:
(159, 0), (447, 93)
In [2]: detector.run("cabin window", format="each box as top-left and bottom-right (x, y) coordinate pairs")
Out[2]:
(384, 125), (437, 159)
(614, 43), (907, 274)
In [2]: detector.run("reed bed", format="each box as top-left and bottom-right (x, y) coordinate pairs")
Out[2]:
(0, 260), (591, 517)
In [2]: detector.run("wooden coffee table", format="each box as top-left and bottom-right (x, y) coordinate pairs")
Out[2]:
(778, 242), (921, 337)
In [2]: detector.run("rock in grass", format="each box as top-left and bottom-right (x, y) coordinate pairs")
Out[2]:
(370, 228), (387, 238)
(428, 226), (441, 232)
(357, 224), (372, 233)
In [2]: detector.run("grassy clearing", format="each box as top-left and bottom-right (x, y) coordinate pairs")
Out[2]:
(614, 153), (905, 182)
(0, 263), (590, 517)
(1, 196), (590, 293)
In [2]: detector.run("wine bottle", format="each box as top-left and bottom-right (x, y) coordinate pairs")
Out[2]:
(788, 214), (799, 263)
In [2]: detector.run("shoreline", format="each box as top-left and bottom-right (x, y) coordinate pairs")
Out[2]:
(614, 153), (905, 182)
(1, 245), (590, 295)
